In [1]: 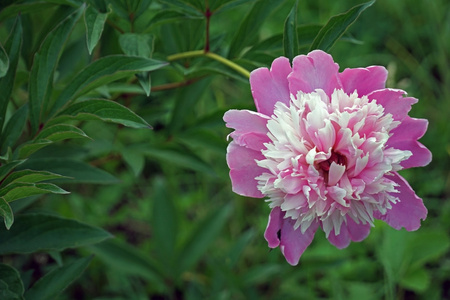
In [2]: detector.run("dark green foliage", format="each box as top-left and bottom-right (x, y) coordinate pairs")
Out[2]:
(0, 0), (447, 299)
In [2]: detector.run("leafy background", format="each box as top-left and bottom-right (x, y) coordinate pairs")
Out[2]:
(0, 0), (449, 299)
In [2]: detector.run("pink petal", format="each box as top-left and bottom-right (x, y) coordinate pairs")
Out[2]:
(265, 207), (319, 265)
(327, 224), (350, 249)
(224, 109), (271, 151)
(280, 218), (318, 266)
(367, 88), (418, 121)
(375, 173), (427, 231)
(339, 66), (387, 96)
(288, 50), (341, 97)
(264, 206), (282, 248)
(346, 217), (371, 242)
(250, 57), (292, 116)
(387, 117), (432, 169)
(227, 142), (265, 198)
(326, 216), (371, 249)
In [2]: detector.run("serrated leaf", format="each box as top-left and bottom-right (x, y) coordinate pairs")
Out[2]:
(0, 198), (13, 230)
(0, 182), (69, 203)
(18, 158), (119, 184)
(35, 124), (89, 142)
(283, 0), (298, 62)
(53, 99), (150, 129)
(0, 44), (9, 78)
(49, 55), (167, 116)
(18, 140), (53, 159)
(178, 204), (232, 273)
(84, 4), (110, 54)
(0, 264), (24, 299)
(89, 239), (166, 288)
(0, 16), (22, 132)
(0, 105), (28, 155)
(0, 170), (68, 188)
(228, 0), (283, 58)
(29, 6), (84, 133)
(309, 0), (375, 51)
(0, 214), (112, 254)
(0, 160), (26, 182)
(24, 256), (92, 300)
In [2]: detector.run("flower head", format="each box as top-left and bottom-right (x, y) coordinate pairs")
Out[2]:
(224, 50), (431, 265)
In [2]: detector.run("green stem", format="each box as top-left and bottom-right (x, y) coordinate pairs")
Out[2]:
(167, 50), (250, 79)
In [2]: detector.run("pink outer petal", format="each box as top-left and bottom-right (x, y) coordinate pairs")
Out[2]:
(374, 172), (427, 231)
(339, 66), (387, 96)
(326, 217), (371, 249)
(387, 117), (432, 169)
(224, 109), (271, 151)
(264, 206), (282, 248)
(288, 50), (342, 97)
(264, 207), (318, 266)
(227, 142), (265, 198)
(367, 88), (418, 121)
(250, 57), (292, 116)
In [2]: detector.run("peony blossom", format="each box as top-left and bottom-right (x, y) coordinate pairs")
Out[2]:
(224, 50), (431, 265)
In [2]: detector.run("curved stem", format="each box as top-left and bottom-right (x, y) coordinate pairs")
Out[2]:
(167, 50), (250, 79)
(204, 52), (250, 78)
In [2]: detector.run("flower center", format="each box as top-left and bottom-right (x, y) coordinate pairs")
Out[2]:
(317, 151), (347, 185)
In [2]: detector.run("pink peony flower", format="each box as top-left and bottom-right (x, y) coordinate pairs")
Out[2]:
(224, 50), (432, 265)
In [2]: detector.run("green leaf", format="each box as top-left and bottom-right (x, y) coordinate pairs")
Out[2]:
(0, 214), (112, 254)
(0, 182), (69, 203)
(407, 230), (450, 268)
(228, 0), (283, 58)
(152, 178), (177, 272)
(0, 44), (9, 78)
(28, 6), (84, 133)
(119, 33), (154, 58)
(89, 239), (166, 289)
(18, 158), (119, 184)
(212, 0), (256, 14)
(158, 0), (204, 17)
(0, 160), (26, 182)
(178, 204), (232, 273)
(0, 16), (22, 132)
(0, 2), (55, 23)
(0, 105), (28, 155)
(168, 79), (211, 134)
(18, 140), (53, 159)
(24, 256), (92, 300)
(35, 124), (89, 142)
(144, 145), (215, 175)
(0, 263), (24, 300)
(146, 10), (195, 29)
(49, 55), (167, 115)
(0, 198), (13, 230)
(0, 170), (68, 188)
(84, 4), (110, 55)
(283, 0), (299, 62)
(309, 0), (375, 52)
(118, 33), (155, 96)
(53, 99), (151, 129)
(400, 267), (430, 293)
